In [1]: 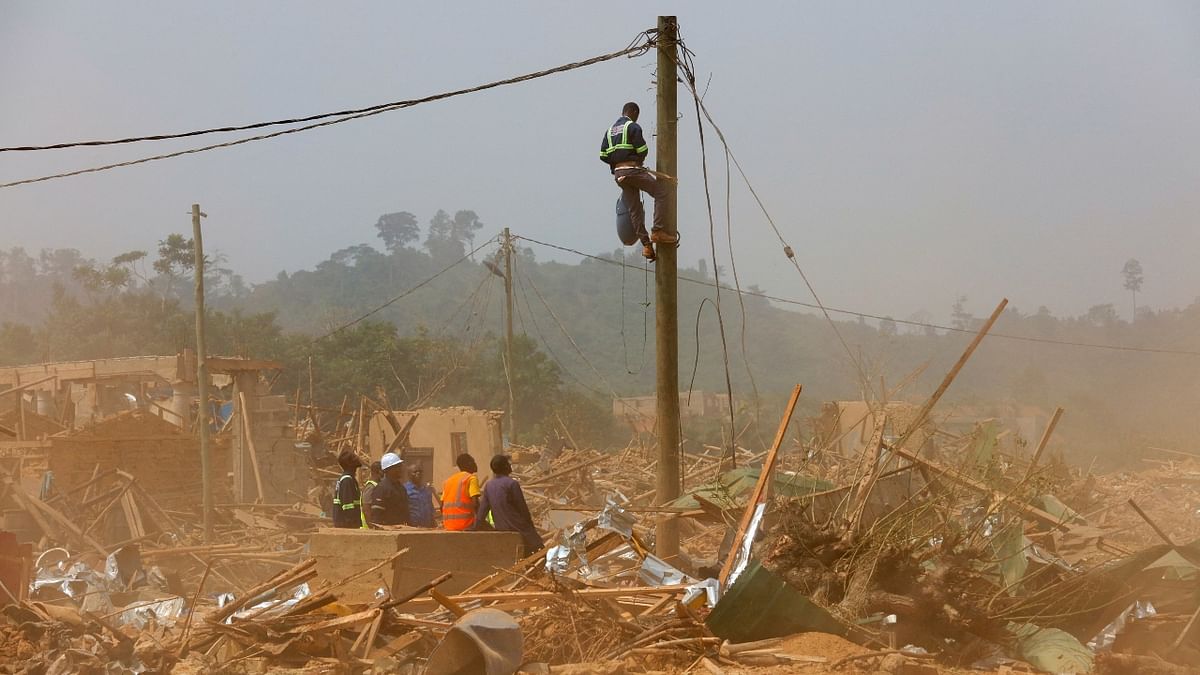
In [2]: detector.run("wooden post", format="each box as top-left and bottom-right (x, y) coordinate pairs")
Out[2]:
(238, 392), (266, 504)
(357, 396), (368, 454)
(503, 227), (517, 443)
(654, 14), (681, 561)
(1027, 406), (1064, 471)
(893, 298), (1008, 456)
(192, 203), (213, 543)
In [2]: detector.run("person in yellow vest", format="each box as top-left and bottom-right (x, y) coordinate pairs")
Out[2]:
(331, 450), (367, 529)
(441, 453), (480, 531)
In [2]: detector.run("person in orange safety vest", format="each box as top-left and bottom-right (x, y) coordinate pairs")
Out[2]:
(441, 453), (481, 531)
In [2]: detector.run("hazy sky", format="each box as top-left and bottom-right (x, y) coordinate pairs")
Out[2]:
(3, 2), (1198, 323)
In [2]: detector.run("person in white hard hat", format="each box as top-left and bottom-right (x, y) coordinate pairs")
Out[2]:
(367, 452), (411, 526)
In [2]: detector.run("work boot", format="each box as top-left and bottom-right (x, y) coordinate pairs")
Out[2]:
(642, 244), (656, 261)
(650, 230), (679, 245)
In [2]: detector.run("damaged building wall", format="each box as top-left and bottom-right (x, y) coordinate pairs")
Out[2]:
(812, 400), (936, 456)
(46, 409), (230, 511)
(368, 407), (504, 485)
(231, 385), (304, 504)
(613, 391), (732, 433)
(229, 391), (302, 502)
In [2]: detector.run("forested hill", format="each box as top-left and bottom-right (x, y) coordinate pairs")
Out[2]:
(2, 209), (1199, 461)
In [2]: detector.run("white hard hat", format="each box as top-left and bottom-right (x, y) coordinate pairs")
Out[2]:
(380, 452), (404, 471)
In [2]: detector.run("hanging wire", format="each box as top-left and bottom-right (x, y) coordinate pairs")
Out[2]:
(619, 251), (650, 374)
(0, 32), (658, 188)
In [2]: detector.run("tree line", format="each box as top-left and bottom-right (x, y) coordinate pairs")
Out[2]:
(0, 211), (1196, 462)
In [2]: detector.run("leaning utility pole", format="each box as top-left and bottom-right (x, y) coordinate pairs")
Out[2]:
(654, 15), (681, 560)
(192, 204), (214, 543)
(502, 227), (517, 442)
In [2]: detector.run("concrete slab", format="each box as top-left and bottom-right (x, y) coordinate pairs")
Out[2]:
(311, 528), (523, 604)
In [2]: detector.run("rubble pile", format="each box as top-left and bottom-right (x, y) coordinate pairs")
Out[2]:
(4, 392), (1200, 673)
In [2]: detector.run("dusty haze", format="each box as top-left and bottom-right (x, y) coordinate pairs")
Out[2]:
(2, 2), (1199, 322)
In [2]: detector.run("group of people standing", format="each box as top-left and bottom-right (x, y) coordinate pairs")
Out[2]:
(330, 450), (543, 556)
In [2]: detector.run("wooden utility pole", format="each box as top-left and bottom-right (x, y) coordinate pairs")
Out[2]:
(654, 15), (681, 560)
(192, 203), (214, 543)
(503, 227), (516, 442)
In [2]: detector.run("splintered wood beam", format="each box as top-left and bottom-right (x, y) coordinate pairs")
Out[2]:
(0, 375), (57, 398)
(1027, 407), (1065, 471)
(237, 392), (266, 503)
(449, 584), (691, 603)
(719, 383), (803, 587)
(893, 298), (1008, 456)
(890, 444), (1070, 531)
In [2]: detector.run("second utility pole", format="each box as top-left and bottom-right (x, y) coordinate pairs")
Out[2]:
(654, 15), (681, 560)
(503, 227), (516, 442)
(192, 203), (214, 543)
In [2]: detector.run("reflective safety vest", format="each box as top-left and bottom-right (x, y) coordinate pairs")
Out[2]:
(333, 474), (368, 529)
(441, 471), (475, 531)
(599, 119), (648, 162)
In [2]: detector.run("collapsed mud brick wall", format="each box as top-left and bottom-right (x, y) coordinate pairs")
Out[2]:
(47, 409), (229, 511)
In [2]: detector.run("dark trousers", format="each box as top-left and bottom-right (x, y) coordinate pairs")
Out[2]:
(614, 167), (670, 246)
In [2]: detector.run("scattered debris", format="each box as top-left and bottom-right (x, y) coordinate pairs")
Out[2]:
(4, 353), (1200, 673)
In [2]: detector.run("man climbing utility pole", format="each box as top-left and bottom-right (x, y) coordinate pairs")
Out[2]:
(654, 15), (681, 560)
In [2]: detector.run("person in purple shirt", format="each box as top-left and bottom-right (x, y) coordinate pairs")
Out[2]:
(476, 455), (544, 556)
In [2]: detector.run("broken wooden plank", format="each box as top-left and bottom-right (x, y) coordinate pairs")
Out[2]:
(430, 587), (468, 618)
(523, 454), (609, 487)
(284, 607), (378, 635)
(719, 383), (803, 587)
(1127, 498), (1176, 547)
(844, 414), (888, 538)
(383, 413), (419, 455)
(893, 298), (1008, 456)
(237, 392), (267, 503)
(1027, 407), (1064, 472)
(5, 479), (109, 555)
(450, 584), (691, 603)
(119, 490), (146, 540)
(889, 444), (1070, 531)
(379, 572), (452, 611)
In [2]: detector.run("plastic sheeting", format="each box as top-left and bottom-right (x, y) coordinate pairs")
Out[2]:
(597, 499), (635, 538)
(682, 578), (721, 608)
(1087, 600), (1156, 652)
(638, 553), (690, 587)
(119, 596), (186, 630)
(725, 502), (766, 589)
(229, 582), (311, 622)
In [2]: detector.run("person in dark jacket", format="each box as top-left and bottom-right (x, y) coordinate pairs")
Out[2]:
(367, 452), (411, 526)
(332, 450), (366, 529)
(476, 455), (543, 556)
(600, 101), (676, 261)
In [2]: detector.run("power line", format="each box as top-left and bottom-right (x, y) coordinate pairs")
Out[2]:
(514, 234), (1200, 358)
(311, 237), (498, 343)
(514, 265), (641, 416)
(517, 266), (653, 421)
(678, 43), (738, 455)
(672, 37), (881, 402)
(0, 32), (656, 188)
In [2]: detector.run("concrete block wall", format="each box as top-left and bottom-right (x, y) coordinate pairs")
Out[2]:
(310, 528), (523, 604)
(233, 393), (305, 503)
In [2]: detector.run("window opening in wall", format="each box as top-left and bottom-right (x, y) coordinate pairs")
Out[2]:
(450, 432), (468, 456)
